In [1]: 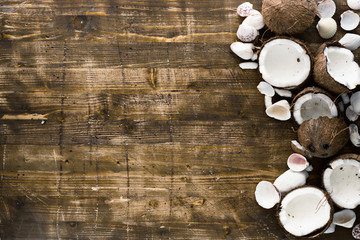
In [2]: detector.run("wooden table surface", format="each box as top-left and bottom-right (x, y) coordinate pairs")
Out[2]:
(0, 0), (359, 239)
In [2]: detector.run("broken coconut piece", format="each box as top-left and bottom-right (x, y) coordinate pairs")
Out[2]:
(353, 224), (360, 239)
(278, 186), (333, 237)
(350, 91), (360, 114)
(287, 153), (309, 172)
(349, 124), (360, 147)
(333, 209), (356, 228)
(290, 140), (312, 158)
(340, 10), (360, 31)
(347, 0), (360, 10)
(274, 88), (292, 98)
(230, 42), (254, 60)
(265, 99), (291, 121)
(242, 10), (265, 30)
(338, 101), (345, 112)
(341, 93), (350, 105)
(292, 87), (338, 125)
(297, 117), (349, 158)
(261, 0), (317, 35)
(239, 62), (258, 70)
(273, 169), (308, 193)
(264, 95), (272, 109)
(317, 18), (337, 39)
(258, 38), (311, 89)
(237, 2), (253, 17)
(257, 81), (275, 97)
(314, 44), (360, 94)
(322, 154), (360, 209)
(237, 24), (258, 42)
(324, 223), (336, 234)
(346, 106), (359, 122)
(255, 181), (281, 209)
(339, 33), (360, 51)
(317, 0), (336, 18)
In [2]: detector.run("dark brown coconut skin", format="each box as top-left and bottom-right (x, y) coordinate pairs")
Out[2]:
(258, 37), (313, 90)
(262, 0), (317, 35)
(277, 186), (333, 238)
(314, 43), (351, 95)
(297, 117), (349, 158)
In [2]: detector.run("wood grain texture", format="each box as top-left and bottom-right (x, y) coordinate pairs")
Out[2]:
(0, 0), (359, 239)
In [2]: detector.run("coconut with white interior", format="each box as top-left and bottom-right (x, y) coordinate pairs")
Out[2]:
(292, 87), (338, 125)
(314, 43), (360, 94)
(322, 154), (360, 209)
(255, 181), (281, 209)
(258, 38), (311, 89)
(278, 186), (333, 237)
(333, 209), (356, 228)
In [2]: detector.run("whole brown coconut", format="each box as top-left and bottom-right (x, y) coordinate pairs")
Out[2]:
(298, 117), (349, 158)
(313, 43), (351, 95)
(262, 0), (317, 35)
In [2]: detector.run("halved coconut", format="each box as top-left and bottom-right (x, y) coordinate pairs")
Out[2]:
(255, 181), (281, 209)
(297, 117), (349, 158)
(258, 38), (311, 89)
(278, 186), (333, 237)
(262, 0), (317, 35)
(314, 43), (360, 94)
(322, 154), (360, 209)
(292, 87), (338, 125)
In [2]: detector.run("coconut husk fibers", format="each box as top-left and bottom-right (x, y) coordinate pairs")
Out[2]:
(297, 116), (349, 158)
(313, 43), (351, 95)
(262, 0), (317, 35)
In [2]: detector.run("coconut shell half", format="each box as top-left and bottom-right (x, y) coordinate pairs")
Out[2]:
(262, 0), (317, 35)
(297, 116), (349, 158)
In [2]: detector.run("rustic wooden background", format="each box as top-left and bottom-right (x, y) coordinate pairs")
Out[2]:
(0, 0), (359, 239)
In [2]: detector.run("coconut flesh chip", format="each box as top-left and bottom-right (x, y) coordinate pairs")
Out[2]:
(323, 157), (360, 209)
(324, 46), (360, 90)
(259, 38), (311, 88)
(292, 92), (338, 125)
(278, 186), (332, 237)
(255, 181), (280, 209)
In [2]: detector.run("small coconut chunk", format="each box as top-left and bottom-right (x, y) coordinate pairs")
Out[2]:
(257, 81), (275, 97)
(254, 181), (280, 209)
(350, 91), (360, 114)
(353, 224), (360, 239)
(305, 165), (313, 172)
(265, 100), (291, 121)
(264, 95), (272, 109)
(290, 140), (313, 158)
(242, 10), (264, 30)
(324, 223), (336, 234)
(237, 24), (258, 42)
(317, 18), (337, 39)
(348, 0), (360, 10)
(346, 106), (359, 122)
(323, 156), (360, 209)
(251, 53), (258, 61)
(274, 88), (292, 98)
(237, 2), (253, 17)
(292, 91), (338, 125)
(287, 153), (309, 172)
(317, 0), (336, 18)
(259, 38), (311, 89)
(339, 33), (360, 51)
(338, 101), (345, 112)
(341, 93), (350, 105)
(278, 186), (332, 237)
(239, 62), (258, 70)
(273, 169), (308, 193)
(349, 124), (360, 147)
(324, 46), (360, 90)
(340, 10), (360, 31)
(230, 42), (254, 60)
(333, 209), (356, 228)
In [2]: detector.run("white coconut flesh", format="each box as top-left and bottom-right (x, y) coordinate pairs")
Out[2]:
(259, 39), (311, 88)
(279, 187), (332, 237)
(324, 46), (360, 90)
(323, 159), (360, 209)
(255, 181), (280, 209)
(293, 93), (338, 125)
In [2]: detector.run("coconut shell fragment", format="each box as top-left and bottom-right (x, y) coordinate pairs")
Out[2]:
(262, 0), (317, 35)
(297, 117), (349, 158)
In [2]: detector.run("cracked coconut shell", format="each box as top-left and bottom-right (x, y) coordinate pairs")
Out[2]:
(297, 117), (349, 158)
(262, 0), (317, 35)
